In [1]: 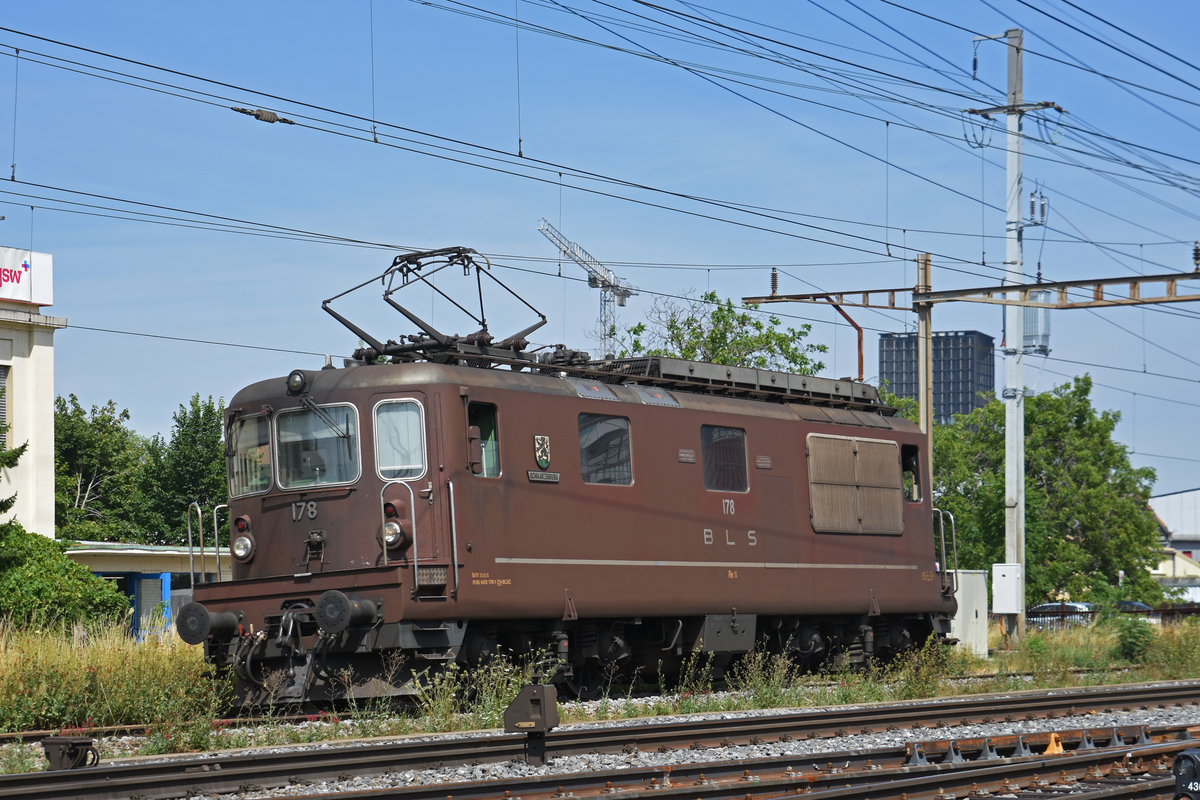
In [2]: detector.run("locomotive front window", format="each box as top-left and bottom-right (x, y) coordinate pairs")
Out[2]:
(228, 414), (272, 497)
(579, 413), (632, 485)
(375, 400), (427, 480)
(276, 404), (361, 489)
(701, 425), (748, 492)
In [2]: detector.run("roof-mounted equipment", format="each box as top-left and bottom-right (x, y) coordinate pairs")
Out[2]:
(322, 247), (547, 366)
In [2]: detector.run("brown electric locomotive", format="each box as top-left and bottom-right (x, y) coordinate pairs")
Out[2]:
(177, 247), (958, 703)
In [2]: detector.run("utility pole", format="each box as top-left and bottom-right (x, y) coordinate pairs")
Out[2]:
(967, 28), (1059, 639)
(1003, 27), (1027, 638)
(916, 254), (933, 443)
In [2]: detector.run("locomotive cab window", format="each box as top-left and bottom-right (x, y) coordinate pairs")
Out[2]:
(468, 402), (500, 478)
(579, 413), (632, 485)
(701, 425), (748, 493)
(375, 399), (427, 480)
(901, 444), (921, 502)
(806, 434), (903, 535)
(276, 404), (360, 489)
(228, 413), (272, 497)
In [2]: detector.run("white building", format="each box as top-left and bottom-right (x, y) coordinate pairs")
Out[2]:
(1150, 488), (1200, 602)
(0, 246), (62, 538)
(1150, 488), (1200, 558)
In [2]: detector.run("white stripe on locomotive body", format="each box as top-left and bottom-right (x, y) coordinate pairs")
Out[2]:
(494, 557), (918, 570)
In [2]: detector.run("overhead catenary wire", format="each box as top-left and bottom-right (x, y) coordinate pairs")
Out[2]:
(2, 23), (1196, 275)
(5, 13), (1200, 441)
(4, 28), (1195, 335)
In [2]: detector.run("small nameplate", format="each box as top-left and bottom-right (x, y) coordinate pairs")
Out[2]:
(527, 470), (561, 483)
(678, 448), (696, 464)
(755, 455), (772, 470)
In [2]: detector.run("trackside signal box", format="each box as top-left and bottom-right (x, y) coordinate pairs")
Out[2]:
(992, 563), (1024, 614)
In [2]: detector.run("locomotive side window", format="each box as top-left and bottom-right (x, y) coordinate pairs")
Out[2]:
(375, 400), (427, 480)
(468, 402), (500, 478)
(701, 425), (748, 492)
(901, 444), (921, 502)
(579, 413), (632, 485)
(228, 414), (272, 497)
(276, 404), (360, 489)
(807, 434), (903, 535)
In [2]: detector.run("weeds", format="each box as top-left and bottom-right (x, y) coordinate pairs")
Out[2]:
(0, 737), (39, 774)
(886, 637), (953, 700)
(726, 649), (796, 708)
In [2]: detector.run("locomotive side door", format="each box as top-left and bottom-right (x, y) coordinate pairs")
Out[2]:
(374, 393), (449, 588)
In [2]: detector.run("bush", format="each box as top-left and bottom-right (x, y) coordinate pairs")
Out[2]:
(0, 522), (128, 625)
(1112, 616), (1154, 663)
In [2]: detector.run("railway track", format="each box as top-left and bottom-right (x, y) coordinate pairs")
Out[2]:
(4, 680), (1197, 800)
(235, 731), (1192, 800)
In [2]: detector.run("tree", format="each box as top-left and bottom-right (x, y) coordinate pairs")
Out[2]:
(54, 395), (164, 543)
(147, 394), (227, 546)
(3, 405), (127, 624)
(55, 393), (227, 545)
(932, 376), (1163, 605)
(616, 291), (827, 374)
(0, 397), (26, 520)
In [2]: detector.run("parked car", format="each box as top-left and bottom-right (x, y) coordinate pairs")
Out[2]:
(1027, 601), (1096, 629)
(1115, 600), (1161, 624)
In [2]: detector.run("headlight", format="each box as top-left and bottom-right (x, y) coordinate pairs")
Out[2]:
(286, 370), (307, 394)
(231, 534), (256, 561)
(383, 521), (404, 547)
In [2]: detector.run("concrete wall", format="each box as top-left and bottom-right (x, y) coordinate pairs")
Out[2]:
(0, 303), (66, 538)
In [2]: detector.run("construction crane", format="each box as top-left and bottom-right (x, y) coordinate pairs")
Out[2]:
(537, 218), (636, 354)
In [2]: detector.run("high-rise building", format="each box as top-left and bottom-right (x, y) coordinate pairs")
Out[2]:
(878, 330), (995, 424)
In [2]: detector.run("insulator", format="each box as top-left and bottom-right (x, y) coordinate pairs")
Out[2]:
(1193, 241), (1199, 269)
(253, 109), (280, 123)
(1030, 191), (1036, 221)
(771, 267), (779, 295)
(1040, 194), (1048, 223)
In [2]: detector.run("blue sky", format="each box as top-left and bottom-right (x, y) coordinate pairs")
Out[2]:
(2, 1), (1198, 494)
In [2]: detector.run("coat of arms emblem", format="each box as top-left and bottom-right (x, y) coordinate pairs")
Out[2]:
(534, 435), (551, 469)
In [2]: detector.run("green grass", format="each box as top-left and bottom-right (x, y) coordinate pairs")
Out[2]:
(2, 615), (1199, 772)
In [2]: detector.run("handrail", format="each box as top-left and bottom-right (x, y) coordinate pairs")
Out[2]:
(186, 502), (204, 585)
(211, 504), (228, 582)
(379, 479), (417, 577)
(447, 480), (459, 597)
(932, 507), (959, 595)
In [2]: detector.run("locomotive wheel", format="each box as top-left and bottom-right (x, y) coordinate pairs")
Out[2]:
(565, 660), (606, 700)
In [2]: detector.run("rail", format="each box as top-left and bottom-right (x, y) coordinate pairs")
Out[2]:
(448, 479), (460, 596)
(380, 480), (417, 572)
(211, 503), (227, 581)
(932, 507), (959, 595)
(186, 501), (204, 585)
(5, 681), (1197, 800)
